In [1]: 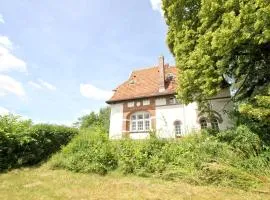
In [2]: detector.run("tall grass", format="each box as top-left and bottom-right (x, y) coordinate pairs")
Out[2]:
(49, 126), (270, 190)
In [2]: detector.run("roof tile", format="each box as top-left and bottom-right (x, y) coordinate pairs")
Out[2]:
(107, 65), (177, 103)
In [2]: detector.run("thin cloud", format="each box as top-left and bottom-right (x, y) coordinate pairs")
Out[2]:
(80, 83), (113, 101)
(0, 74), (26, 97)
(29, 79), (57, 91)
(0, 14), (5, 24)
(28, 81), (43, 89)
(150, 0), (163, 14)
(38, 79), (56, 91)
(0, 35), (27, 73)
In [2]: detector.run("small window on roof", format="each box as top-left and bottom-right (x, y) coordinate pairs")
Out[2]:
(166, 73), (175, 81)
(129, 80), (135, 84)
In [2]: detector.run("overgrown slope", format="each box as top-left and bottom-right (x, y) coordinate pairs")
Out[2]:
(49, 126), (270, 190)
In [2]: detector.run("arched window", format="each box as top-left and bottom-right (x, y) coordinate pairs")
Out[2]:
(130, 112), (151, 132)
(174, 120), (181, 137)
(210, 117), (219, 131)
(199, 118), (208, 129)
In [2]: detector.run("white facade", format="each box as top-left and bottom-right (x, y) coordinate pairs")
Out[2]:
(109, 103), (123, 139)
(109, 89), (233, 139)
(155, 102), (199, 138)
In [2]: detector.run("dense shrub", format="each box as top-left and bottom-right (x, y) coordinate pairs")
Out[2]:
(50, 128), (117, 175)
(0, 115), (78, 171)
(49, 128), (270, 190)
(217, 125), (262, 158)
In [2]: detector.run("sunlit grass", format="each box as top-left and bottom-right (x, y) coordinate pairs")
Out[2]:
(1, 166), (270, 200)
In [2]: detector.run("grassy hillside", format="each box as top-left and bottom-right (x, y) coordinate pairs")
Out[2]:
(48, 127), (270, 190)
(1, 166), (270, 200)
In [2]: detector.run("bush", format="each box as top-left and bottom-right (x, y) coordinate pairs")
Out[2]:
(217, 125), (262, 158)
(50, 128), (117, 175)
(0, 115), (78, 171)
(48, 127), (269, 190)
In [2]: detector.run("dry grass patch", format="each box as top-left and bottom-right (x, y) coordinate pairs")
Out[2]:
(0, 166), (270, 200)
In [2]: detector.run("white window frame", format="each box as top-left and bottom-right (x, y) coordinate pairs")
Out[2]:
(130, 112), (151, 132)
(174, 120), (182, 137)
(143, 99), (150, 106)
(127, 101), (135, 108)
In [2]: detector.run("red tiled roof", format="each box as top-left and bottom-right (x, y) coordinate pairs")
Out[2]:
(106, 65), (177, 103)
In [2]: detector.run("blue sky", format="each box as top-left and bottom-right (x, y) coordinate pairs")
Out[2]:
(0, 0), (174, 125)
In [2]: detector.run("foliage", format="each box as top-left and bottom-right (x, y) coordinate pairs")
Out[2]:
(50, 127), (117, 175)
(239, 85), (270, 123)
(163, 0), (270, 104)
(0, 114), (32, 134)
(237, 84), (270, 142)
(0, 115), (78, 172)
(162, 0), (270, 137)
(217, 125), (262, 157)
(74, 107), (110, 132)
(49, 128), (270, 190)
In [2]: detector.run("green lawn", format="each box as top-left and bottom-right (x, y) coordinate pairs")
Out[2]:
(0, 166), (269, 200)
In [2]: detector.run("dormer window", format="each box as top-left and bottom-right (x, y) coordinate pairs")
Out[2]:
(129, 80), (135, 84)
(166, 73), (175, 81)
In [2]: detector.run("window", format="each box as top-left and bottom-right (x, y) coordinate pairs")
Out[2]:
(156, 98), (166, 106)
(143, 99), (150, 106)
(211, 118), (219, 131)
(130, 112), (151, 132)
(199, 118), (207, 129)
(166, 73), (175, 81)
(174, 121), (181, 137)
(169, 97), (176, 104)
(127, 101), (134, 107)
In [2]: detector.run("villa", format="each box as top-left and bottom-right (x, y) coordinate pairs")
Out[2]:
(106, 56), (232, 139)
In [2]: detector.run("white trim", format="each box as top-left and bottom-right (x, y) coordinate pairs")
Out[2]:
(130, 111), (151, 132)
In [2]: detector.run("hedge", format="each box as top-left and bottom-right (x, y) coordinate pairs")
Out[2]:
(0, 122), (78, 171)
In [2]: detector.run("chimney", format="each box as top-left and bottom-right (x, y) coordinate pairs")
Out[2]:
(158, 56), (165, 92)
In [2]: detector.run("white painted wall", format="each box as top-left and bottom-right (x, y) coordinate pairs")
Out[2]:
(209, 98), (234, 130)
(155, 103), (199, 138)
(199, 88), (234, 130)
(129, 132), (149, 139)
(109, 103), (123, 139)
(108, 88), (233, 140)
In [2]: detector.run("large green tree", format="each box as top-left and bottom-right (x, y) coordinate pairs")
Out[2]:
(163, 0), (269, 101)
(162, 0), (270, 124)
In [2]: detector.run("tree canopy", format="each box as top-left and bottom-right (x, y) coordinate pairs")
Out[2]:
(163, 0), (270, 103)
(162, 0), (270, 127)
(74, 107), (111, 132)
